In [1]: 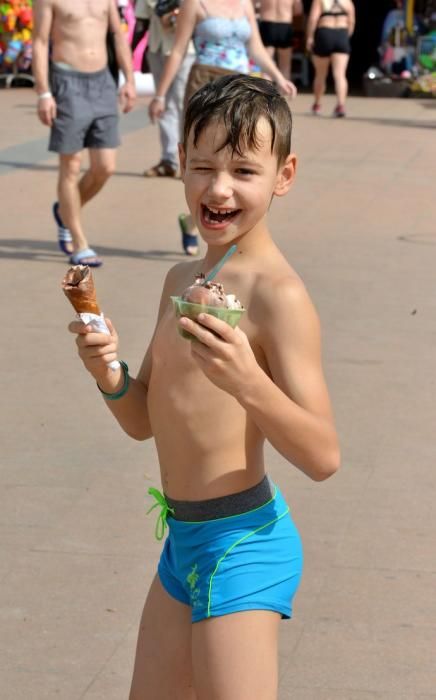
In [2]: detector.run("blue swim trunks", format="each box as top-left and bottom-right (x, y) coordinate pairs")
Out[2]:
(148, 477), (303, 623)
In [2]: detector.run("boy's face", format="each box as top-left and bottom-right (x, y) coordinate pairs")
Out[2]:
(179, 117), (296, 247)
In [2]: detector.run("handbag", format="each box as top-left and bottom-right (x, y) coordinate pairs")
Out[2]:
(155, 0), (180, 17)
(184, 63), (234, 110)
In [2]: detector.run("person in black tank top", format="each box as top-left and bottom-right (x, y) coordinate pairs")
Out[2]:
(305, 0), (355, 117)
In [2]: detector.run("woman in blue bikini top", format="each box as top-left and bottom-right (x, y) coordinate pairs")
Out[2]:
(194, 0), (252, 73)
(149, 0), (297, 123)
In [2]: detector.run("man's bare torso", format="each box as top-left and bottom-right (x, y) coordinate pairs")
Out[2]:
(50, 0), (110, 72)
(260, 0), (296, 23)
(147, 248), (295, 501)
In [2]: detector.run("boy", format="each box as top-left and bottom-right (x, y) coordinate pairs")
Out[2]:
(69, 74), (340, 699)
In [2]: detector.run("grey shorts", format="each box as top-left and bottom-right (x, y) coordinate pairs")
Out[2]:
(49, 64), (120, 154)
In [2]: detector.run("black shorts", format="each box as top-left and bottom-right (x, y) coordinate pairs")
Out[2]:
(258, 20), (293, 50)
(313, 27), (350, 57)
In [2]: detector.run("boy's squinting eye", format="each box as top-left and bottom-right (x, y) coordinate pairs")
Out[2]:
(236, 168), (256, 175)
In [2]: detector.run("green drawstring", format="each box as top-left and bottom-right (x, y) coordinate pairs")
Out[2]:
(146, 487), (175, 541)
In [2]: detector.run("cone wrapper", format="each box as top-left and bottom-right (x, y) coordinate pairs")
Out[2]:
(62, 265), (120, 371)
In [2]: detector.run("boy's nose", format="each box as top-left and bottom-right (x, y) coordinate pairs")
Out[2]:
(208, 172), (233, 199)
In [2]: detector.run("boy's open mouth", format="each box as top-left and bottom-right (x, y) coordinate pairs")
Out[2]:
(201, 204), (241, 225)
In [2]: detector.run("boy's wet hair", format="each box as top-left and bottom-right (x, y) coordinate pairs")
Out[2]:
(183, 74), (292, 166)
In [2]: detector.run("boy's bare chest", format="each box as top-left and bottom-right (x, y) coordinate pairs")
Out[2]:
(150, 300), (257, 391)
(148, 307), (243, 428)
(151, 306), (222, 381)
(149, 268), (264, 390)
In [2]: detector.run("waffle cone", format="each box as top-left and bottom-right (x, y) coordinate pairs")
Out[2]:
(62, 265), (101, 315)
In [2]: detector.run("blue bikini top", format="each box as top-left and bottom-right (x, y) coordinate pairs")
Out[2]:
(194, 0), (252, 74)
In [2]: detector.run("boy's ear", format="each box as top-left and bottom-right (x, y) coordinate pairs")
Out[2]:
(178, 142), (186, 181)
(274, 153), (297, 197)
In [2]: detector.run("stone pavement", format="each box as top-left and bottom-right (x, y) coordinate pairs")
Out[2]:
(1, 87), (436, 700)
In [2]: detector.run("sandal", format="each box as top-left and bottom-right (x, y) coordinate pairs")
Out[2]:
(53, 201), (73, 255)
(69, 247), (103, 268)
(178, 213), (199, 256)
(143, 160), (179, 178)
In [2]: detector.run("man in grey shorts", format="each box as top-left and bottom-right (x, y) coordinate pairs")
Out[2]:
(32, 0), (136, 267)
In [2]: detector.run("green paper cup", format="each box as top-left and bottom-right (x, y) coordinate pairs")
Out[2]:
(171, 296), (245, 340)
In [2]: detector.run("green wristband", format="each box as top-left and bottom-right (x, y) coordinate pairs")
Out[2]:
(97, 361), (130, 400)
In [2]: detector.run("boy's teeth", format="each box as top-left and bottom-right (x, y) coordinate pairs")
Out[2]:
(203, 204), (239, 224)
(208, 207), (232, 214)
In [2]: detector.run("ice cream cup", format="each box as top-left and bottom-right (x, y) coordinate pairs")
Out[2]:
(171, 296), (245, 340)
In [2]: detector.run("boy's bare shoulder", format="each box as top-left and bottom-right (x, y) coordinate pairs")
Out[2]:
(251, 263), (319, 340)
(253, 264), (314, 315)
(163, 259), (200, 291)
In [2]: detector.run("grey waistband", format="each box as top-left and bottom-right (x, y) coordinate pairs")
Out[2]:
(53, 61), (76, 71)
(165, 475), (273, 521)
(50, 63), (109, 80)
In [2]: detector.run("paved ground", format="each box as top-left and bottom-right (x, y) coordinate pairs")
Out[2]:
(1, 87), (436, 700)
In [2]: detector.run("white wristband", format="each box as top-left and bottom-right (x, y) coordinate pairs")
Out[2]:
(154, 95), (165, 102)
(37, 91), (52, 100)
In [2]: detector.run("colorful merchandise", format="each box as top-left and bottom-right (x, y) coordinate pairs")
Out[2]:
(0, 1), (33, 77)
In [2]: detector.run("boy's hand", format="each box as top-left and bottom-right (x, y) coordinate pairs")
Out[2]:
(68, 317), (120, 386)
(179, 313), (261, 398)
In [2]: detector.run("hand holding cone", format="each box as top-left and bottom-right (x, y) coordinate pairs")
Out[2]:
(62, 264), (120, 371)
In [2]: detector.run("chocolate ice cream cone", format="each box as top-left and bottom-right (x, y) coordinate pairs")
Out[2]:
(62, 265), (101, 315)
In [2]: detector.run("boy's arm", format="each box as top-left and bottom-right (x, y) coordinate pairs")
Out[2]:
(74, 267), (176, 441)
(108, 0), (136, 112)
(240, 279), (340, 480)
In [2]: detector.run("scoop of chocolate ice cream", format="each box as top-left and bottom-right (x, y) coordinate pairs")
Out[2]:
(181, 273), (228, 308)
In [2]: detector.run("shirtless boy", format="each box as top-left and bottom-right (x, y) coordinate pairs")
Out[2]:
(33, 0), (136, 267)
(259, 0), (304, 80)
(69, 74), (339, 699)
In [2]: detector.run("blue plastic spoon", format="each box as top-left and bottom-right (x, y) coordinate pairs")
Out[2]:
(203, 244), (237, 285)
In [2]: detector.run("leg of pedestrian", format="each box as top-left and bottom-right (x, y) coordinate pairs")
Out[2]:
(312, 55), (330, 113)
(331, 51), (350, 117)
